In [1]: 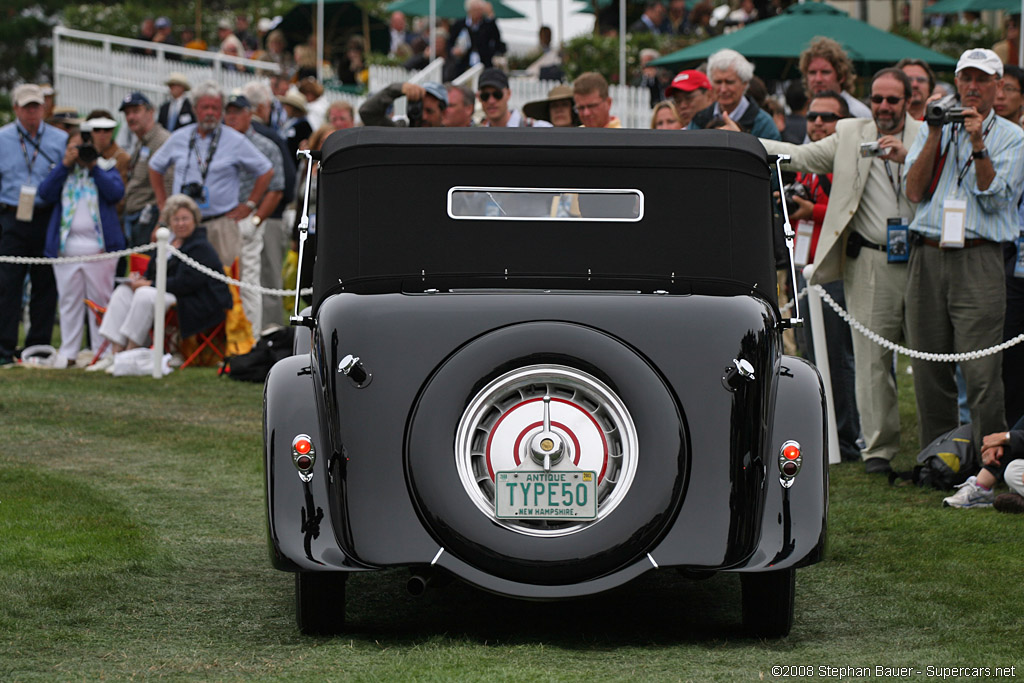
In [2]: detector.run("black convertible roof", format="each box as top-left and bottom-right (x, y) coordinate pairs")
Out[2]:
(314, 127), (777, 306)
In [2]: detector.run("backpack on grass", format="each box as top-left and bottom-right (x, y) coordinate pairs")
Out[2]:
(220, 326), (295, 383)
(891, 424), (979, 490)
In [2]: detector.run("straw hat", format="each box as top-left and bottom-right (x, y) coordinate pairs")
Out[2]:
(522, 84), (577, 125)
(279, 89), (308, 114)
(165, 72), (191, 90)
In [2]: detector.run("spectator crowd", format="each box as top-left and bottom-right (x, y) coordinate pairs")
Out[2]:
(2, 3), (1024, 512)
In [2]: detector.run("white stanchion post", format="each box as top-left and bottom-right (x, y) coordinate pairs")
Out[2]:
(803, 264), (841, 465)
(152, 227), (170, 379)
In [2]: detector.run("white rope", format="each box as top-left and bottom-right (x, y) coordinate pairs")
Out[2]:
(0, 243), (156, 265)
(811, 283), (1024, 363)
(0, 242), (312, 297)
(166, 245), (313, 297)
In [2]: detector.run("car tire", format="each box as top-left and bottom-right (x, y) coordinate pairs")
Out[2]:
(740, 568), (795, 638)
(407, 321), (685, 585)
(295, 572), (347, 636)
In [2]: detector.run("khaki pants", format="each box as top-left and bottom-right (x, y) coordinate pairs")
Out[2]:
(260, 216), (289, 329)
(238, 215), (263, 338)
(843, 248), (908, 462)
(905, 242), (1006, 453)
(202, 215), (241, 269)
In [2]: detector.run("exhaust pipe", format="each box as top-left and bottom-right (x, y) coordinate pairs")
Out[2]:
(407, 573), (432, 597)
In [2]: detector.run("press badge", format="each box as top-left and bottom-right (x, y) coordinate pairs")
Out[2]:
(1015, 232), (1024, 279)
(940, 198), (967, 248)
(793, 219), (814, 267)
(887, 218), (909, 263)
(16, 185), (36, 222)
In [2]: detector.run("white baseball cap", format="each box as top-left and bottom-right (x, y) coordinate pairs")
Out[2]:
(955, 48), (1003, 78)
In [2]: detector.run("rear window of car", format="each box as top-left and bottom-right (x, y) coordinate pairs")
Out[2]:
(447, 187), (644, 222)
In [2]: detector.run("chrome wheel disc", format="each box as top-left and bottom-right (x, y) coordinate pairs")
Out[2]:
(455, 364), (639, 537)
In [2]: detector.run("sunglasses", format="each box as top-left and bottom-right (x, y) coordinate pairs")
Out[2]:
(807, 111), (840, 123)
(478, 89), (505, 102)
(870, 95), (904, 105)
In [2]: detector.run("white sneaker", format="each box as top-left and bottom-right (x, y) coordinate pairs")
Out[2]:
(85, 356), (114, 372)
(942, 476), (995, 508)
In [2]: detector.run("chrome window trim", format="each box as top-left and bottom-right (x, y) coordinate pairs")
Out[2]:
(447, 186), (645, 222)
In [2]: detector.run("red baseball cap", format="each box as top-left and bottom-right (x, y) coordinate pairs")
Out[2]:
(665, 70), (711, 97)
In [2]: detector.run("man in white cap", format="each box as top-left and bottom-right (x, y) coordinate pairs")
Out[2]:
(159, 72), (194, 133)
(904, 48), (1024, 463)
(0, 84), (68, 364)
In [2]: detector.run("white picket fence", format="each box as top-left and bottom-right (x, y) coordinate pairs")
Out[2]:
(52, 25), (651, 129)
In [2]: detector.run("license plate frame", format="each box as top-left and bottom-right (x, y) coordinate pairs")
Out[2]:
(494, 470), (597, 520)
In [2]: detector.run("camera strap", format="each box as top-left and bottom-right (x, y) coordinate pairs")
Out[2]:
(952, 116), (995, 188)
(17, 125), (55, 173)
(186, 125), (221, 185)
(816, 174), (832, 199)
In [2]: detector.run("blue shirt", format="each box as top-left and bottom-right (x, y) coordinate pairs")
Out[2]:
(903, 109), (1024, 242)
(148, 123), (273, 218)
(0, 121), (69, 206)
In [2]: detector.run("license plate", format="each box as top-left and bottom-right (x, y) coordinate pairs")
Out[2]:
(494, 470), (597, 520)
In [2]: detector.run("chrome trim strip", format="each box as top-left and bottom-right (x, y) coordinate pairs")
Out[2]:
(446, 185), (645, 222)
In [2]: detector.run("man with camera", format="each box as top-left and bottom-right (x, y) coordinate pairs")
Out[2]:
(904, 49), (1024, 454)
(148, 80), (273, 271)
(359, 81), (448, 128)
(0, 84), (68, 365)
(753, 68), (923, 473)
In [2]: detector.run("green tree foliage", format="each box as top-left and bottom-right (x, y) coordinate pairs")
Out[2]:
(891, 22), (1000, 61)
(0, 4), (59, 90)
(562, 32), (693, 84)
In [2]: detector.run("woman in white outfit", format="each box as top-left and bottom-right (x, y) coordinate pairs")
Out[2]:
(92, 194), (231, 369)
(39, 123), (126, 366)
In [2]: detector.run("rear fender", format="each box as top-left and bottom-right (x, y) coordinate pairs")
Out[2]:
(731, 356), (828, 572)
(263, 353), (374, 573)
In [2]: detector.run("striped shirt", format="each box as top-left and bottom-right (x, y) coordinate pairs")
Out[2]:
(903, 109), (1024, 242)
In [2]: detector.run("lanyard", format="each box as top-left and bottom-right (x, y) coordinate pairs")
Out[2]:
(880, 128), (906, 202)
(17, 125), (55, 174)
(951, 115), (996, 188)
(186, 125), (221, 184)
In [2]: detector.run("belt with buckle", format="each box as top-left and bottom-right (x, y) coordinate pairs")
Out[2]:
(911, 232), (990, 249)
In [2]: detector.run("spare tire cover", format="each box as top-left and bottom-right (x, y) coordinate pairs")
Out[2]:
(406, 321), (686, 585)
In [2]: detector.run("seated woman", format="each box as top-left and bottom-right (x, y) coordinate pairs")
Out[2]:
(39, 128), (125, 367)
(92, 194), (232, 369)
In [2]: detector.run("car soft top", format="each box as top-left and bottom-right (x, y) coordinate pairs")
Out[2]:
(314, 127), (777, 307)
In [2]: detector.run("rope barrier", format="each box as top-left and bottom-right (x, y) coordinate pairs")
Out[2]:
(0, 243), (157, 265)
(3, 246), (1020, 361)
(165, 244), (313, 297)
(0, 242), (312, 297)
(810, 283), (1024, 363)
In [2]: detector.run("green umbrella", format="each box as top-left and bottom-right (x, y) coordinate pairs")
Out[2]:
(924, 0), (1021, 13)
(650, 2), (957, 79)
(386, 0), (526, 19)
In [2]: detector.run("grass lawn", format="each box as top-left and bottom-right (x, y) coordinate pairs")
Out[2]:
(0, 362), (1021, 681)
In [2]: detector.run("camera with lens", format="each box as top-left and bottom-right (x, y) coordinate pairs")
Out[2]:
(76, 130), (99, 164)
(782, 182), (809, 217)
(181, 182), (205, 201)
(926, 93), (966, 127)
(407, 99), (425, 127)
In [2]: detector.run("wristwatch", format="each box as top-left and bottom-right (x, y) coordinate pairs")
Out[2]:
(252, 215), (262, 226)
(244, 199), (258, 211)
(972, 147), (989, 160)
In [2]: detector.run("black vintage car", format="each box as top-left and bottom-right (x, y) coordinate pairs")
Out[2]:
(264, 128), (827, 638)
